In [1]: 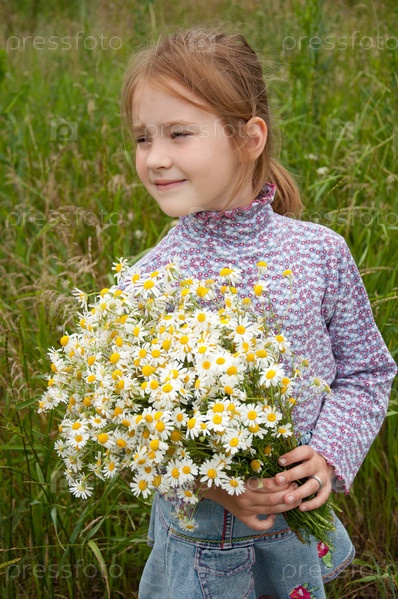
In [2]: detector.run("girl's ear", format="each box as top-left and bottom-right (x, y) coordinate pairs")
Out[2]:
(244, 117), (268, 160)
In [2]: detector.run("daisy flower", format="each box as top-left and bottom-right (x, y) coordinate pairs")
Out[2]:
(185, 413), (208, 440)
(205, 408), (230, 433)
(240, 403), (266, 428)
(112, 257), (130, 282)
(263, 406), (283, 428)
(253, 280), (269, 297)
(271, 333), (292, 355)
(256, 261), (268, 275)
(71, 288), (89, 309)
(228, 316), (256, 347)
(64, 453), (83, 473)
(177, 516), (198, 532)
(165, 458), (198, 486)
(130, 476), (152, 499)
(68, 431), (90, 450)
(273, 423), (293, 438)
(222, 428), (252, 455)
(69, 477), (93, 499)
(218, 266), (242, 285)
(260, 363), (285, 388)
(111, 430), (133, 452)
(199, 455), (229, 488)
(189, 309), (217, 332)
(220, 476), (246, 495)
(176, 487), (199, 505)
(103, 457), (120, 478)
(54, 439), (70, 457)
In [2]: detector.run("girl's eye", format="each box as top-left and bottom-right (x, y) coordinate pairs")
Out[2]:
(171, 131), (192, 139)
(136, 136), (150, 145)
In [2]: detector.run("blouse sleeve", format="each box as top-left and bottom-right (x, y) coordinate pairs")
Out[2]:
(309, 238), (397, 492)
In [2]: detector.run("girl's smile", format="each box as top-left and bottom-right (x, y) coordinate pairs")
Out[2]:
(153, 178), (187, 191)
(132, 82), (255, 217)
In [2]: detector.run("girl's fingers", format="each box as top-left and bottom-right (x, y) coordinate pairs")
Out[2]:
(299, 488), (329, 512)
(278, 445), (315, 466)
(282, 477), (331, 508)
(240, 513), (276, 531)
(246, 477), (288, 492)
(239, 492), (302, 514)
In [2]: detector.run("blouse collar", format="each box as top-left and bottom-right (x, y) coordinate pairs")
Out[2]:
(192, 183), (276, 223)
(178, 183), (276, 241)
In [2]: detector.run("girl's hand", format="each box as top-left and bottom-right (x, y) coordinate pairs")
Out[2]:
(202, 476), (302, 531)
(274, 445), (335, 512)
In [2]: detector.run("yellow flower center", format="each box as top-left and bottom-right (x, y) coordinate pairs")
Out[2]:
(142, 365), (153, 377)
(110, 352), (120, 364)
(226, 366), (238, 376)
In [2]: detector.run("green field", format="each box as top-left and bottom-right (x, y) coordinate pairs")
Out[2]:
(0, 0), (397, 597)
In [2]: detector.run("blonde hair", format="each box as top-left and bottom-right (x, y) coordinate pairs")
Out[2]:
(122, 28), (303, 217)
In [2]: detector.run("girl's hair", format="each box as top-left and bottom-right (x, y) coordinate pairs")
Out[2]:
(122, 28), (303, 217)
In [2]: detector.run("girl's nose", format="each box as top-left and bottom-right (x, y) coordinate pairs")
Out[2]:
(146, 140), (172, 170)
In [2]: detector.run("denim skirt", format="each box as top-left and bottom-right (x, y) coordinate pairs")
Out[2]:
(138, 493), (355, 599)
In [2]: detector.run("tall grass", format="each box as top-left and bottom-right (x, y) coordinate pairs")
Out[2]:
(0, 0), (397, 597)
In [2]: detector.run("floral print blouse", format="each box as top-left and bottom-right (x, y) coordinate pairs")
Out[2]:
(127, 183), (397, 492)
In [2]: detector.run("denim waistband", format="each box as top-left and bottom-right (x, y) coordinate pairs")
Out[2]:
(157, 493), (296, 549)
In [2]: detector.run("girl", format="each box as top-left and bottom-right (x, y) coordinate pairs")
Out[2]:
(121, 29), (397, 599)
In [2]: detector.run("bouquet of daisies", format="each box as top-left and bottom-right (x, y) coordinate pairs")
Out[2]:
(39, 260), (335, 544)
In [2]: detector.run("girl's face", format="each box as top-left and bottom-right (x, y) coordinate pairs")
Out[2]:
(132, 82), (254, 217)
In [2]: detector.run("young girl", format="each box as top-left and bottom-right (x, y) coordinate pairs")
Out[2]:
(121, 29), (397, 599)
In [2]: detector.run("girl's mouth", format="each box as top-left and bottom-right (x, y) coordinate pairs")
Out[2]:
(154, 179), (186, 190)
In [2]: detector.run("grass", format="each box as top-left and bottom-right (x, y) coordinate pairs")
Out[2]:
(0, 0), (397, 597)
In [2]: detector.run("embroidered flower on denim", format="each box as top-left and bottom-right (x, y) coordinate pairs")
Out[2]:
(289, 583), (317, 599)
(317, 540), (333, 568)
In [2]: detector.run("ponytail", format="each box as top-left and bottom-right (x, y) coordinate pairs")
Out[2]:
(268, 159), (303, 218)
